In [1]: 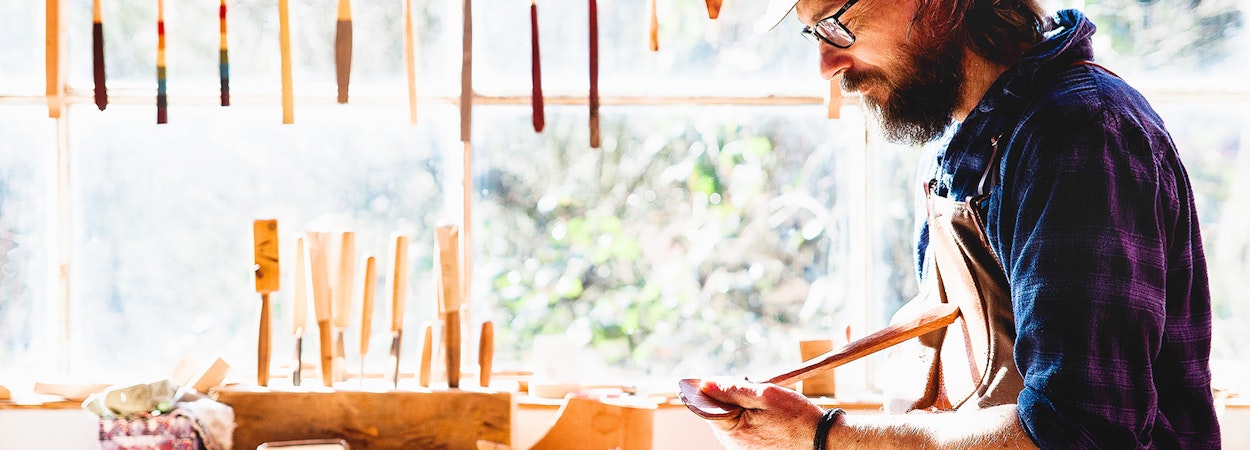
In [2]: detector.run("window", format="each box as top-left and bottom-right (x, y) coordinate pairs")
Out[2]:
(1, 0), (1246, 399)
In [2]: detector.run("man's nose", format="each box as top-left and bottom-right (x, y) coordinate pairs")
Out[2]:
(818, 44), (852, 80)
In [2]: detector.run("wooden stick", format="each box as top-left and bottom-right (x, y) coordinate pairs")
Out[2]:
(460, 0), (472, 142)
(278, 0), (294, 124)
(219, 0), (229, 106)
(478, 321), (493, 388)
(307, 232), (334, 386)
(156, 0), (167, 124)
(647, 0), (658, 52)
(92, 0), (107, 111)
(530, 0), (544, 132)
(436, 226), (461, 388)
(588, 0), (600, 148)
(404, 0), (418, 124)
(334, 0), (352, 104)
(252, 220), (280, 387)
(46, 0), (62, 118)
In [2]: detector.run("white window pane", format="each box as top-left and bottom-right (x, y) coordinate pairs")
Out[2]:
(0, 107), (56, 376)
(472, 105), (870, 377)
(68, 103), (453, 378)
(0, 1), (46, 95)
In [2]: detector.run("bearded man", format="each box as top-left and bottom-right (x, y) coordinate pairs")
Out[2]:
(686, 0), (1222, 448)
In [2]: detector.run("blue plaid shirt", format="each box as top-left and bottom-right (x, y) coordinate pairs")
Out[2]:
(919, 10), (1220, 449)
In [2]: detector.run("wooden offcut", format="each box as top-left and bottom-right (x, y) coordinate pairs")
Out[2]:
(798, 339), (836, 397)
(213, 387), (512, 450)
(528, 397), (653, 450)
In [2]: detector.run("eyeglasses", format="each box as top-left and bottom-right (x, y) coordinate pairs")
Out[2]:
(800, 0), (860, 49)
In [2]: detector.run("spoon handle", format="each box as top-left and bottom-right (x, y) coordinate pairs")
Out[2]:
(679, 303), (960, 420)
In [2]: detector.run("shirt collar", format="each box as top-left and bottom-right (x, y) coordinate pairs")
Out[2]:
(934, 9), (1097, 200)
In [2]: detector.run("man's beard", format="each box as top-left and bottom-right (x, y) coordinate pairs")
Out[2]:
(843, 34), (965, 146)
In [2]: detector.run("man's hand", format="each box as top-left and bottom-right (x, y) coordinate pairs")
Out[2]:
(694, 378), (1041, 449)
(697, 378), (825, 450)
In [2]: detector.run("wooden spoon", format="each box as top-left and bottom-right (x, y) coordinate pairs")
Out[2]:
(679, 303), (960, 420)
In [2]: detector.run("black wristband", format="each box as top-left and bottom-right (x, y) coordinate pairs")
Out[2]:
(813, 408), (845, 450)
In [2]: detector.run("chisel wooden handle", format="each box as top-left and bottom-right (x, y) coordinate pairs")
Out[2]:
(444, 309), (461, 388)
(318, 320), (333, 386)
(306, 231), (334, 386)
(704, 0), (722, 19)
(403, 0), (417, 124)
(219, 0), (229, 106)
(258, 293), (271, 386)
(529, 0), (544, 132)
(156, 0), (167, 124)
(278, 0), (293, 123)
(252, 219), (280, 387)
(291, 234), (309, 385)
(479, 320), (493, 388)
(334, 232), (356, 330)
(647, 0), (658, 52)
(419, 323), (433, 387)
(334, 0), (351, 103)
(459, 0), (472, 142)
(587, 0), (600, 148)
(92, 0), (107, 110)
(436, 226), (461, 388)
(391, 234), (410, 333)
(359, 255), (376, 358)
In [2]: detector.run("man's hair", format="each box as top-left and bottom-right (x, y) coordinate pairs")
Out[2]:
(919, 0), (1046, 66)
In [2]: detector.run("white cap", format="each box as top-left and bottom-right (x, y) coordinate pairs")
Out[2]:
(755, 0), (801, 33)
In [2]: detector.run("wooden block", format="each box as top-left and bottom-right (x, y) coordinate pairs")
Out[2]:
(191, 357), (231, 394)
(32, 381), (111, 402)
(169, 355), (200, 387)
(529, 397), (654, 450)
(213, 388), (512, 450)
(799, 339), (836, 397)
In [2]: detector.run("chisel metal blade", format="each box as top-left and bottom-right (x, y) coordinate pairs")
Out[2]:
(389, 329), (403, 387)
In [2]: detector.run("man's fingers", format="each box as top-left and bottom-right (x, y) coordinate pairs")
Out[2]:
(700, 378), (769, 410)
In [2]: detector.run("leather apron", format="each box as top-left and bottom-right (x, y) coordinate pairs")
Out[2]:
(886, 138), (1024, 412)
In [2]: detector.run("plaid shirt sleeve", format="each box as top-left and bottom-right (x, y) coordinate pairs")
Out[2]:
(988, 67), (1219, 448)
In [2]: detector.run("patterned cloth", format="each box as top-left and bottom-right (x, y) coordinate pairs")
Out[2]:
(99, 414), (200, 450)
(919, 9), (1221, 449)
(97, 396), (234, 450)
